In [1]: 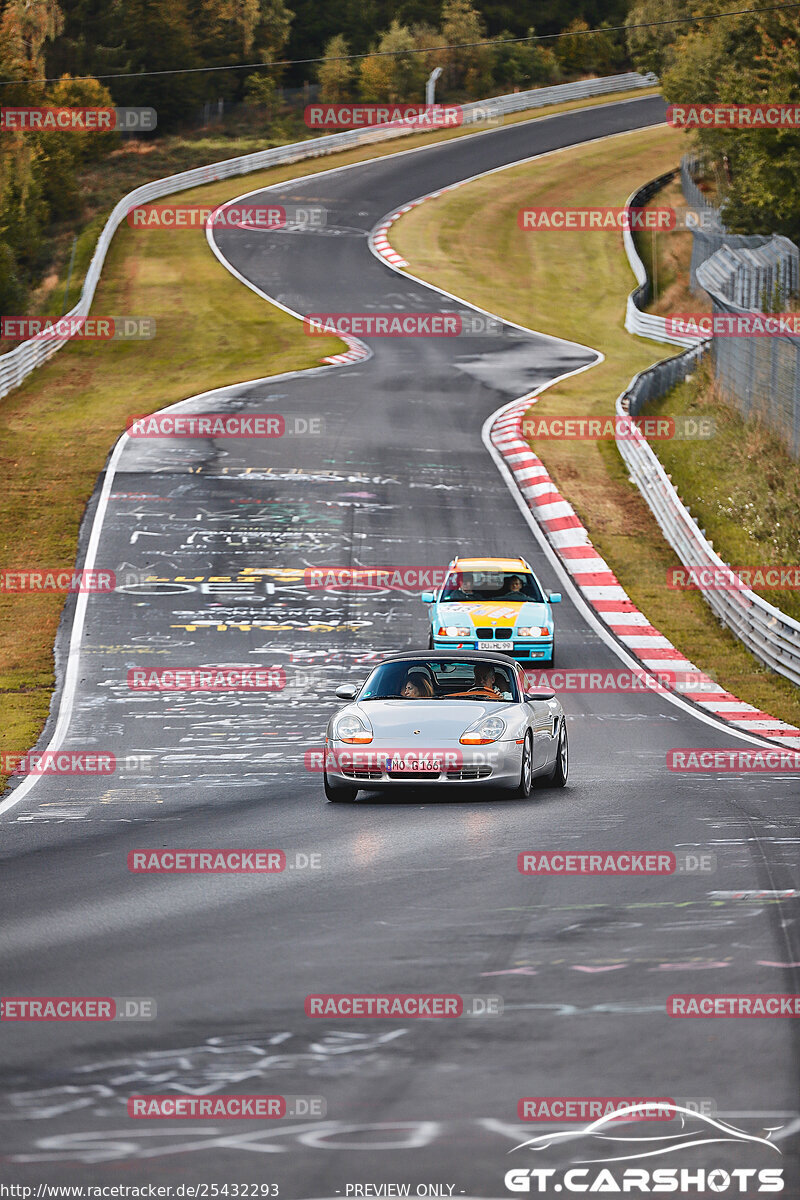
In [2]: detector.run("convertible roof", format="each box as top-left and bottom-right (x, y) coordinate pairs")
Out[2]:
(376, 649), (520, 666)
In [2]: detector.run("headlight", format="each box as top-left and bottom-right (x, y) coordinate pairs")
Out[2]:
(518, 626), (551, 638)
(334, 713), (373, 744)
(460, 715), (506, 745)
(438, 625), (471, 637)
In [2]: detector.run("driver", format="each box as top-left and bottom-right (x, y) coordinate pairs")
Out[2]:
(473, 663), (502, 695)
(448, 572), (475, 600)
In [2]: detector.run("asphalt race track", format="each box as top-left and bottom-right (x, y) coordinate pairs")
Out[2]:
(2, 95), (799, 1193)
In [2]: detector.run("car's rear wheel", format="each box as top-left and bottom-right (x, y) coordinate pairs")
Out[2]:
(513, 732), (533, 798)
(549, 723), (568, 787)
(324, 772), (358, 803)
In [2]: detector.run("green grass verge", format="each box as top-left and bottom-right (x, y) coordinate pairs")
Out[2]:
(390, 123), (800, 726)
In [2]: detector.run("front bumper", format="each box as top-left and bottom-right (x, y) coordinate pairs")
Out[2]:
(431, 637), (554, 661)
(325, 740), (523, 788)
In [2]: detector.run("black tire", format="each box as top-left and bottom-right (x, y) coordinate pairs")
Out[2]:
(324, 772), (358, 803)
(428, 632), (435, 649)
(513, 731), (534, 799)
(546, 644), (555, 667)
(549, 722), (568, 787)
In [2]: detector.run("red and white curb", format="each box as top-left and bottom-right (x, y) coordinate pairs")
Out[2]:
(372, 212), (410, 268)
(491, 398), (800, 748)
(322, 334), (370, 365)
(369, 187), (458, 269)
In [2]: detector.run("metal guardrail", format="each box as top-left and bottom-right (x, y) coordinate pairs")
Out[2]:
(622, 173), (703, 348)
(617, 176), (800, 686)
(0, 71), (657, 401)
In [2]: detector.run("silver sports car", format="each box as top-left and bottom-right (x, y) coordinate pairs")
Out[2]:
(323, 651), (568, 802)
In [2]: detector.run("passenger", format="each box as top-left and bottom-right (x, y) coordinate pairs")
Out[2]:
(401, 672), (434, 698)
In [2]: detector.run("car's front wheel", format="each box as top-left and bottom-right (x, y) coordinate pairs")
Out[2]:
(512, 732), (534, 798)
(549, 722), (568, 787)
(324, 772), (358, 803)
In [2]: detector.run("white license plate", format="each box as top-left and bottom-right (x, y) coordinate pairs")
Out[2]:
(388, 755), (442, 773)
(477, 640), (512, 651)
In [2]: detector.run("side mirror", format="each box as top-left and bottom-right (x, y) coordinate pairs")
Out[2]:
(421, 590), (435, 603)
(547, 591), (562, 603)
(526, 691), (555, 701)
(335, 683), (358, 701)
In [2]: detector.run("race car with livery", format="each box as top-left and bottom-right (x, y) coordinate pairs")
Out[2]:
(421, 556), (561, 663)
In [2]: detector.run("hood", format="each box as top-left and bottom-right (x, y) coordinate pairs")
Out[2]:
(353, 699), (513, 742)
(438, 600), (549, 627)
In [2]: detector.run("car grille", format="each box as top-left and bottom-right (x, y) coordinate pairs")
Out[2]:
(446, 766), (492, 780)
(342, 768), (383, 780)
(387, 770), (440, 779)
(495, 629), (513, 640)
(475, 627), (512, 639)
(476, 627), (494, 637)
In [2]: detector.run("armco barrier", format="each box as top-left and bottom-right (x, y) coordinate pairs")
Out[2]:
(623, 172), (702, 349)
(0, 72), (657, 401)
(616, 177), (800, 685)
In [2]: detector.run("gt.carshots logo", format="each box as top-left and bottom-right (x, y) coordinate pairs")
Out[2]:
(504, 1105), (784, 1193)
(504, 1167), (784, 1193)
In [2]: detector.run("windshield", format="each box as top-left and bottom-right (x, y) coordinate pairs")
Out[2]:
(358, 659), (519, 702)
(440, 570), (544, 603)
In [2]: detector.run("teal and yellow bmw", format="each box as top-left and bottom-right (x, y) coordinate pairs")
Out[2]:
(421, 556), (561, 664)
